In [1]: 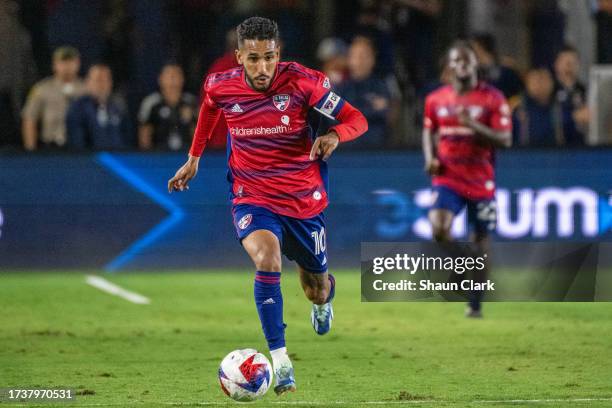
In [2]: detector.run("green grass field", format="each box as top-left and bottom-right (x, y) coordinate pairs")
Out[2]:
(1, 270), (611, 407)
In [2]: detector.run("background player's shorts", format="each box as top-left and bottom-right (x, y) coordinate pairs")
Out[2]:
(430, 185), (497, 234)
(232, 204), (328, 273)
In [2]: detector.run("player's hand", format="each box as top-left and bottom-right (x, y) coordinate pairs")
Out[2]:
(309, 132), (339, 161)
(425, 158), (441, 176)
(456, 106), (472, 127)
(168, 156), (199, 193)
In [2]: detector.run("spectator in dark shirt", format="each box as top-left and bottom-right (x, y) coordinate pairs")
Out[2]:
(138, 63), (197, 151)
(336, 36), (399, 148)
(553, 45), (588, 145)
(470, 32), (523, 104)
(67, 64), (131, 150)
(513, 68), (563, 146)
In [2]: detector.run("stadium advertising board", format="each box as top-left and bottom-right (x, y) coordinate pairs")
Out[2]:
(0, 150), (610, 270)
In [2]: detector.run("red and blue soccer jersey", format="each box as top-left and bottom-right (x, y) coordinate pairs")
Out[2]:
(190, 62), (367, 219)
(424, 82), (511, 200)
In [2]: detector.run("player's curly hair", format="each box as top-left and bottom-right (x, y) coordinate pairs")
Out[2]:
(448, 39), (475, 55)
(442, 39), (476, 66)
(236, 17), (279, 47)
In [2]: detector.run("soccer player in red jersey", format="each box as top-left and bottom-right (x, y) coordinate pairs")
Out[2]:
(168, 17), (367, 394)
(422, 41), (512, 317)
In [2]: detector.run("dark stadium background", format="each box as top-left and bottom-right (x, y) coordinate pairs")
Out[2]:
(1, 0), (611, 270)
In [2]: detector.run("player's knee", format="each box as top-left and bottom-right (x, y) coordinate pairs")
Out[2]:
(432, 225), (451, 242)
(253, 250), (281, 272)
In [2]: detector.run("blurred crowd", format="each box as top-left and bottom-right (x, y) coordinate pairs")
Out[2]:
(0, 0), (611, 152)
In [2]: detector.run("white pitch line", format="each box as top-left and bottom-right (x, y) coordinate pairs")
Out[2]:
(10, 397), (612, 407)
(473, 397), (612, 404)
(85, 275), (150, 304)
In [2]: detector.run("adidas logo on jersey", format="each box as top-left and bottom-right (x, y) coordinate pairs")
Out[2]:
(262, 298), (276, 305)
(230, 104), (243, 113)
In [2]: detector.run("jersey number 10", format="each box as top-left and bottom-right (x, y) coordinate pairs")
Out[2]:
(311, 227), (326, 255)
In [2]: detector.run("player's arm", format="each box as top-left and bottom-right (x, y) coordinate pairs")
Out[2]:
(137, 96), (156, 150)
(308, 73), (368, 160)
(422, 128), (440, 176)
(310, 101), (368, 161)
(138, 125), (154, 150)
(457, 95), (512, 148)
(21, 86), (43, 151)
(422, 96), (440, 175)
(457, 111), (511, 148)
(22, 118), (38, 151)
(167, 90), (221, 193)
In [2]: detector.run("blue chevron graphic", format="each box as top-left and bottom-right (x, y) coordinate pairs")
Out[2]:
(97, 153), (185, 272)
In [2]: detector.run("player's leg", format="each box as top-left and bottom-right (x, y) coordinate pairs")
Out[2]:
(242, 230), (295, 394)
(430, 186), (478, 313)
(242, 229), (282, 271)
(429, 208), (455, 242)
(232, 205), (295, 395)
(429, 186), (463, 242)
(241, 229), (284, 352)
(465, 200), (496, 317)
(298, 266), (332, 305)
(280, 212), (334, 335)
(298, 265), (335, 335)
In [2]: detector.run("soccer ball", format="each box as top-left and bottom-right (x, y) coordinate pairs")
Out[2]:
(218, 349), (273, 401)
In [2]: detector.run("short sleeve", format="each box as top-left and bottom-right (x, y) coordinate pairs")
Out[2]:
(423, 95), (438, 131)
(489, 91), (512, 132)
(22, 84), (44, 120)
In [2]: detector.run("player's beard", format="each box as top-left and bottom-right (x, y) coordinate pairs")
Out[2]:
(247, 74), (271, 91)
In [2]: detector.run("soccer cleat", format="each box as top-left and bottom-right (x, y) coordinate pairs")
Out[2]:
(311, 302), (333, 335)
(465, 306), (483, 318)
(273, 364), (296, 395)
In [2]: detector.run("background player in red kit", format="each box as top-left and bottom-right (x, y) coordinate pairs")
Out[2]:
(422, 41), (511, 317)
(168, 17), (367, 395)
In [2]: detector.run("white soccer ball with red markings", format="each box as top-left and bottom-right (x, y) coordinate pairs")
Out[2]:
(218, 349), (273, 401)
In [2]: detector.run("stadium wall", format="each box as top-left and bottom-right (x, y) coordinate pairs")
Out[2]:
(1, 150), (611, 271)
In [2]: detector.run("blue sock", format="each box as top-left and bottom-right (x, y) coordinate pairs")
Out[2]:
(254, 271), (285, 350)
(325, 273), (336, 303)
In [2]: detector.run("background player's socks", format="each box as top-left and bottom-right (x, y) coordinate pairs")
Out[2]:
(325, 273), (336, 303)
(254, 271), (286, 350)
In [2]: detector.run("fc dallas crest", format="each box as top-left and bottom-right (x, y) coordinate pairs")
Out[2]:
(273, 94), (290, 111)
(238, 214), (252, 230)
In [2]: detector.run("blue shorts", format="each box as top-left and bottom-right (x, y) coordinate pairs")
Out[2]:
(232, 204), (328, 273)
(430, 185), (497, 234)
